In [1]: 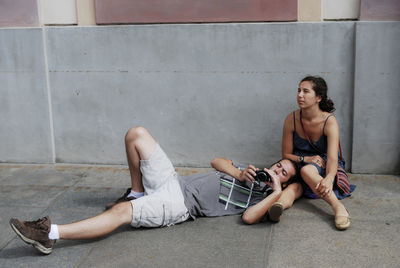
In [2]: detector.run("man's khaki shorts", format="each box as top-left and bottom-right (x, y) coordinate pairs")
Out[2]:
(130, 144), (189, 228)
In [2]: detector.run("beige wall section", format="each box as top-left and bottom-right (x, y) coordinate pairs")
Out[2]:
(298, 0), (322, 21)
(77, 0), (96, 25)
(323, 0), (360, 20)
(40, 0), (77, 25)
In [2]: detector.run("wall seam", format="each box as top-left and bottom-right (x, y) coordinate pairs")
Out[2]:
(42, 26), (56, 163)
(350, 21), (359, 173)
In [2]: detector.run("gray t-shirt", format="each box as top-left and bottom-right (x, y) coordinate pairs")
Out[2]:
(178, 161), (272, 219)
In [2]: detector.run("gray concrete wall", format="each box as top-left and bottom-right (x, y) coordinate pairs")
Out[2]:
(45, 23), (355, 168)
(0, 28), (53, 163)
(0, 22), (399, 174)
(352, 22), (400, 174)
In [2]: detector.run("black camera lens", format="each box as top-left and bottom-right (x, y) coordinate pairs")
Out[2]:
(253, 170), (272, 192)
(255, 170), (271, 183)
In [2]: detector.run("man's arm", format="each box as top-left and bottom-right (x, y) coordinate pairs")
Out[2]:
(242, 188), (282, 224)
(242, 168), (283, 224)
(210, 158), (256, 183)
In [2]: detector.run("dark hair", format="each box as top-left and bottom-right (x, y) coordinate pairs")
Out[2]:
(284, 158), (300, 186)
(301, 76), (335, 112)
(270, 158), (300, 188)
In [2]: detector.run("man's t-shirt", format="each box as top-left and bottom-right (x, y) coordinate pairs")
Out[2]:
(178, 162), (272, 219)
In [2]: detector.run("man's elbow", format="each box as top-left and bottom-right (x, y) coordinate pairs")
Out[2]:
(210, 158), (221, 168)
(242, 213), (259, 225)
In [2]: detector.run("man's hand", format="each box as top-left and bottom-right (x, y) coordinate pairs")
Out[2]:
(238, 165), (257, 184)
(264, 168), (282, 193)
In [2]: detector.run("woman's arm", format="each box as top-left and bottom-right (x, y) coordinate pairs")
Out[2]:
(282, 112), (297, 161)
(315, 116), (339, 197)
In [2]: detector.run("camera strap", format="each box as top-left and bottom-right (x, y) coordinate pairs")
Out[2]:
(299, 110), (343, 162)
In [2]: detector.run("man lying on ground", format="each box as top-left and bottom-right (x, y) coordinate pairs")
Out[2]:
(10, 126), (299, 254)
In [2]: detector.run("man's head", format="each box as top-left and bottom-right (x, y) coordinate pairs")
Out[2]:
(268, 159), (299, 188)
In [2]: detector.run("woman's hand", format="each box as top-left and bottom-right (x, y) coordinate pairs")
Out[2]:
(239, 165), (257, 183)
(315, 177), (333, 198)
(304, 155), (325, 168)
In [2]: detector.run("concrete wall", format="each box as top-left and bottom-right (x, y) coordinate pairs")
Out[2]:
(0, 22), (399, 174)
(45, 23), (355, 168)
(0, 28), (53, 163)
(352, 22), (400, 174)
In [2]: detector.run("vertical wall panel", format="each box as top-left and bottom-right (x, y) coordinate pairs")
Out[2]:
(353, 22), (400, 174)
(0, 29), (53, 163)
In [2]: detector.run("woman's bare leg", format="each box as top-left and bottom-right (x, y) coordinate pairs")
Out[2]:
(58, 202), (133, 240)
(300, 165), (349, 219)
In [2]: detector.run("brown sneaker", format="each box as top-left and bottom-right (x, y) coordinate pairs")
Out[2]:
(268, 202), (284, 223)
(105, 188), (136, 210)
(9, 216), (56, 255)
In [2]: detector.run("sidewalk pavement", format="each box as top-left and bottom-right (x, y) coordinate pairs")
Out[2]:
(0, 163), (399, 268)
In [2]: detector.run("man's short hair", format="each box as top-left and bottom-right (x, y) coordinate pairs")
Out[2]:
(270, 158), (300, 187)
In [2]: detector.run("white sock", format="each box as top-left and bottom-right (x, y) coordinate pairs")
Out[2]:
(127, 190), (144, 199)
(48, 224), (60, 240)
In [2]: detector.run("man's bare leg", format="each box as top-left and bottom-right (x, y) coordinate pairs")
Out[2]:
(125, 127), (158, 193)
(268, 182), (303, 222)
(60, 128), (162, 240)
(277, 182), (303, 210)
(59, 202), (133, 240)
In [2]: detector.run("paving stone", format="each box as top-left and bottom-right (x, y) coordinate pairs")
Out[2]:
(78, 216), (270, 268)
(0, 185), (67, 208)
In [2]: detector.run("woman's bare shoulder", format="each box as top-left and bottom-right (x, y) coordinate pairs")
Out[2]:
(285, 109), (299, 121)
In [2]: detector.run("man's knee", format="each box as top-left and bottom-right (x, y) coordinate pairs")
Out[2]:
(285, 182), (302, 196)
(109, 202), (133, 224)
(291, 182), (302, 193)
(125, 126), (149, 144)
(281, 183), (302, 208)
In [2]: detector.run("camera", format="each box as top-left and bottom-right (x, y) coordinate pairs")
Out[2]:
(253, 169), (271, 188)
